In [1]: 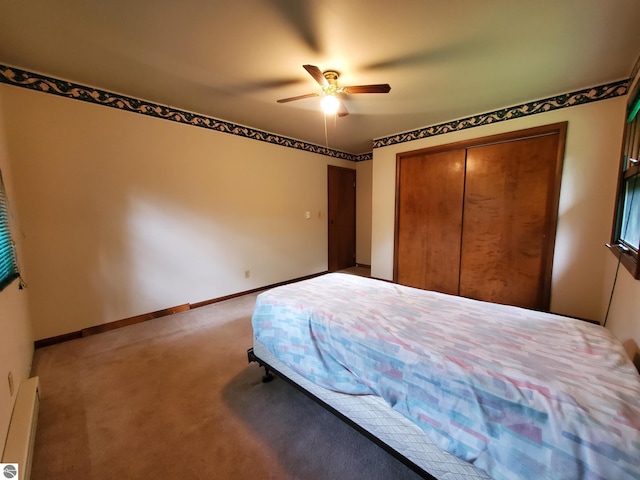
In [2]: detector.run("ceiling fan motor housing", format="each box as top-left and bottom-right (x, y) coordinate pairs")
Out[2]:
(323, 71), (341, 94)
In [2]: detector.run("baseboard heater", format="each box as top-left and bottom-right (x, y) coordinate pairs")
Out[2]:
(2, 377), (40, 480)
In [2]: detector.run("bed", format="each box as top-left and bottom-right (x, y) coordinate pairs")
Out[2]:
(247, 273), (640, 480)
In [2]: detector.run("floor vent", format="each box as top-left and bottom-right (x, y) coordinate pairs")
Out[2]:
(2, 376), (39, 480)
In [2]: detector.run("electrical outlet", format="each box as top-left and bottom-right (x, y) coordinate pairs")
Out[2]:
(244, 270), (250, 278)
(8, 371), (14, 397)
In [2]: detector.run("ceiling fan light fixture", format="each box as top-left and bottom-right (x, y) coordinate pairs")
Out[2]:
(321, 94), (340, 115)
(277, 65), (390, 119)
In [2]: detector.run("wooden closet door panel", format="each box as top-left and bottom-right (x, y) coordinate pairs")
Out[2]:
(459, 134), (560, 309)
(396, 149), (465, 294)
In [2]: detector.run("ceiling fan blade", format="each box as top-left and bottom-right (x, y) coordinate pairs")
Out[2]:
(277, 92), (320, 103)
(337, 101), (349, 117)
(342, 84), (391, 94)
(303, 64), (327, 86)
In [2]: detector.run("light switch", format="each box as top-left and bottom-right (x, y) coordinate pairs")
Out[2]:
(305, 211), (311, 219)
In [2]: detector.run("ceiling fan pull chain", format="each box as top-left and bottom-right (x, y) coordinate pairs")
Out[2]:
(324, 112), (329, 147)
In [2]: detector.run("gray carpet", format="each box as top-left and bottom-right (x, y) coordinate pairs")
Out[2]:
(30, 292), (424, 479)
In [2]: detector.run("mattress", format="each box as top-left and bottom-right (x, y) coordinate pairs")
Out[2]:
(252, 273), (640, 480)
(252, 339), (490, 480)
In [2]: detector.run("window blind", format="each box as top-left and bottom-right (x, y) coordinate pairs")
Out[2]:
(0, 170), (18, 291)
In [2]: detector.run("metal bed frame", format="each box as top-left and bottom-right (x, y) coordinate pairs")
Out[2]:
(247, 347), (438, 479)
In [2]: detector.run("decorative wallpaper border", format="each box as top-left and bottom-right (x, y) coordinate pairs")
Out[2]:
(373, 80), (629, 149)
(0, 63), (627, 160)
(353, 152), (373, 162)
(0, 64), (367, 162)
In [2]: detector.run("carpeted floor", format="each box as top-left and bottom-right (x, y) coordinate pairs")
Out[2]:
(30, 288), (424, 479)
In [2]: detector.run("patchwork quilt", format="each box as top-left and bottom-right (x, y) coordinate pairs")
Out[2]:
(252, 273), (640, 480)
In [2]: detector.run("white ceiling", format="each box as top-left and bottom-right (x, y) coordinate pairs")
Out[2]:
(0, 0), (639, 154)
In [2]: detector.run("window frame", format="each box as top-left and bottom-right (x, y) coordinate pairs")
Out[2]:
(0, 169), (19, 291)
(609, 80), (640, 279)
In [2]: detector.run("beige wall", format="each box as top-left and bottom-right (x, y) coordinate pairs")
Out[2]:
(0, 92), (33, 452)
(372, 96), (640, 353)
(0, 85), (355, 341)
(603, 263), (640, 366)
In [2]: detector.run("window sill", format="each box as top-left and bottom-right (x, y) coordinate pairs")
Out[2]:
(607, 243), (640, 279)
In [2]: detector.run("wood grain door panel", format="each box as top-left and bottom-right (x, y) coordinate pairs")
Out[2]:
(459, 134), (560, 309)
(396, 149), (465, 294)
(328, 166), (356, 272)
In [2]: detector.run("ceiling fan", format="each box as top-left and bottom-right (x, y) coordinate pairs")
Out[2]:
(277, 64), (391, 117)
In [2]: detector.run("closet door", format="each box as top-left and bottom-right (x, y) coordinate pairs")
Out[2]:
(459, 133), (562, 310)
(395, 149), (465, 294)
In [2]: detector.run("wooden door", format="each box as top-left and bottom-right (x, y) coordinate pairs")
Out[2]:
(395, 149), (466, 293)
(328, 166), (356, 272)
(394, 123), (566, 311)
(460, 132), (563, 310)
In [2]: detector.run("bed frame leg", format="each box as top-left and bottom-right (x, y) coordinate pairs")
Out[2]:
(261, 368), (274, 383)
(247, 347), (275, 383)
